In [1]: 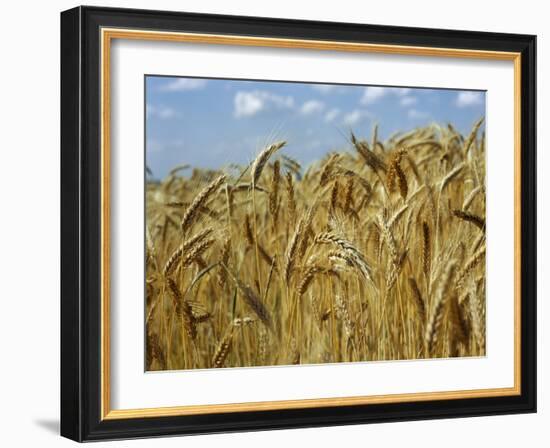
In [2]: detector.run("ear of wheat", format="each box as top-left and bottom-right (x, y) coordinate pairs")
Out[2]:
(314, 232), (373, 283)
(163, 228), (214, 277)
(251, 141), (286, 187)
(452, 209), (486, 230)
(212, 328), (234, 368)
(167, 278), (197, 340)
(269, 160), (281, 219)
(181, 174), (226, 233)
(147, 119), (486, 370)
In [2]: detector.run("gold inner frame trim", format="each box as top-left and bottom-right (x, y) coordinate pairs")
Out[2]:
(100, 27), (522, 420)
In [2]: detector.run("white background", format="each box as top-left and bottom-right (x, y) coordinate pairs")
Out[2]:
(0, 0), (546, 446)
(111, 39), (515, 409)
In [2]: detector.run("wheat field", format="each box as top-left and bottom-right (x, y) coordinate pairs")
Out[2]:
(145, 120), (486, 371)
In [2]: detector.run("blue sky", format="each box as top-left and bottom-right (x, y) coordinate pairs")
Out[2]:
(146, 76), (485, 179)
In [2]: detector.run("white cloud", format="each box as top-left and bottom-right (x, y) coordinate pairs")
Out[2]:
(160, 78), (207, 91)
(400, 96), (417, 107)
(394, 88), (412, 97)
(312, 85), (339, 94)
(361, 86), (415, 104)
(325, 108), (340, 123)
(342, 109), (370, 126)
(234, 92), (264, 117)
(234, 90), (294, 118)
(300, 100), (325, 115)
(456, 91), (483, 107)
(361, 87), (389, 104)
(146, 104), (176, 119)
(408, 109), (429, 119)
(269, 93), (295, 109)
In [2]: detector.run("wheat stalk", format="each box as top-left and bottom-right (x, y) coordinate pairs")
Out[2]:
(425, 261), (456, 355)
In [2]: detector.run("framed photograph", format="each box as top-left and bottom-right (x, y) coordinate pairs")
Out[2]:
(60, 6), (536, 442)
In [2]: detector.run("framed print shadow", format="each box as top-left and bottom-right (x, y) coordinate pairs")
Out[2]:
(60, 5), (537, 442)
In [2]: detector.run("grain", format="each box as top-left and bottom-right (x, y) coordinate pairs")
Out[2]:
(146, 121), (486, 370)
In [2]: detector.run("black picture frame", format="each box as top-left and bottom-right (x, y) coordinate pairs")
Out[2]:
(61, 5), (536, 442)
